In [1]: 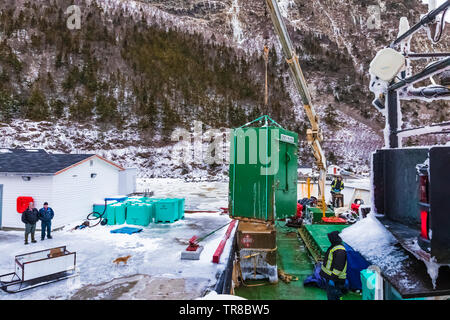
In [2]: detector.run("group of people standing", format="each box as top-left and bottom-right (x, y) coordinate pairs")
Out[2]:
(21, 202), (55, 245)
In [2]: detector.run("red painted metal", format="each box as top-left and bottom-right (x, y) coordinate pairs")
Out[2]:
(321, 216), (347, 224)
(351, 203), (360, 213)
(420, 210), (429, 239)
(296, 203), (303, 218)
(186, 236), (199, 251)
(212, 220), (237, 263)
(17, 196), (34, 213)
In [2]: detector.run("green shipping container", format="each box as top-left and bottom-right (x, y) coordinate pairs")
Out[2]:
(229, 116), (298, 222)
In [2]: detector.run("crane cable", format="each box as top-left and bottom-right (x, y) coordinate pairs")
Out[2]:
(264, 45), (270, 114)
(263, 0), (270, 115)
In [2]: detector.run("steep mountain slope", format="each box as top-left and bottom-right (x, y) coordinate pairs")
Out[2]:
(0, 0), (448, 179)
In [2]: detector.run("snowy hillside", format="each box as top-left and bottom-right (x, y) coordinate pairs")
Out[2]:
(0, 0), (448, 179)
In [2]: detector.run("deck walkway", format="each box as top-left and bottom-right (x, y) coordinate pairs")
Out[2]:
(234, 225), (361, 300)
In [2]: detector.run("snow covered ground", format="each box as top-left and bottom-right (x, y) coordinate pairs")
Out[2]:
(0, 211), (235, 300)
(0, 179), (234, 300)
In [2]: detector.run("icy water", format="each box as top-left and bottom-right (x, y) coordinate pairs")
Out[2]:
(138, 177), (371, 211)
(138, 178), (228, 211)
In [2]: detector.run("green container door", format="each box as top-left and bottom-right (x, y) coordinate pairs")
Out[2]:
(275, 130), (298, 219)
(229, 123), (298, 222)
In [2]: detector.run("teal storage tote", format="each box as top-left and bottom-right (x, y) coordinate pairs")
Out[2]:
(154, 199), (179, 223)
(144, 198), (164, 220)
(167, 198), (185, 220)
(360, 269), (376, 300)
(178, 198), (185, 220)
(93, 203), (116, 225)
(106, 204), (116, 225)
(92, 204), (104, 218)
(126, 203), (152, 226)
(144, 203), (155, 223)
(113, 203), (127, 225)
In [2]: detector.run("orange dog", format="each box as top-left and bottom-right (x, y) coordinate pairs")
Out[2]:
(113, 255), (132, 265)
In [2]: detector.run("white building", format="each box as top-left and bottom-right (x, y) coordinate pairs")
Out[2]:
(0, 149), (134, 230)
(327, 165), (342, 176)
(298, 167), (313, 177)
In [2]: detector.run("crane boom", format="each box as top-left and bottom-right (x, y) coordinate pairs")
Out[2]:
(264, 0), (327, 210)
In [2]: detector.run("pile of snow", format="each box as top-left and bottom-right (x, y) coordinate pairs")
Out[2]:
(341, 214), (397, 253)
(341, 214), (449, 289)
(340, 214), (414, 288)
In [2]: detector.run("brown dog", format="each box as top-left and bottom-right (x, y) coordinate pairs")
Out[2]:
(113, 255), (132, 265)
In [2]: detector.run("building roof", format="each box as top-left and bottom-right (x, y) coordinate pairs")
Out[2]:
(0, 149), (123, 175)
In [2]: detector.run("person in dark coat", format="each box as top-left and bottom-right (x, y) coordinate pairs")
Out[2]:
(21, 202), (39, 244)
(38, 202), (54, 240)
(319, 231), (348, 300)
(331, 176), (344, 207)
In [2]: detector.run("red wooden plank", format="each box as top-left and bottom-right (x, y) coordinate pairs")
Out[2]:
(212, 220), (237, 263)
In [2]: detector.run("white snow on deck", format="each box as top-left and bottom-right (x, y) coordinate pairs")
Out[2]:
(340, 214), (417, 289)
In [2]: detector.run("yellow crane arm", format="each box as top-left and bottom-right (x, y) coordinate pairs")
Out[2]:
(264, 0), (327, 210)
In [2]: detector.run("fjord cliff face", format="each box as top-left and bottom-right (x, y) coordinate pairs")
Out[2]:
(0, 0), (448, 179)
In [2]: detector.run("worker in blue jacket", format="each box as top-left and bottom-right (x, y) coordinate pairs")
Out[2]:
(38, 202), (54, 240)
(319, 231), (348, 300)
